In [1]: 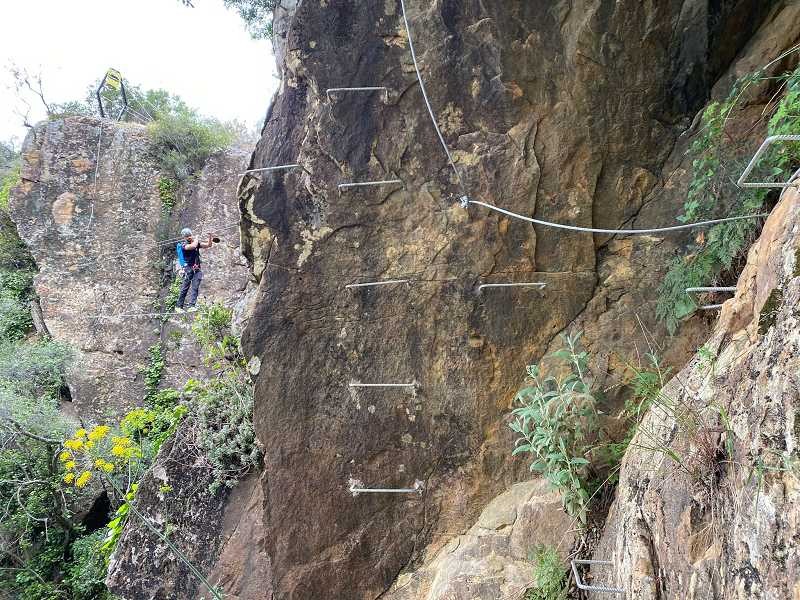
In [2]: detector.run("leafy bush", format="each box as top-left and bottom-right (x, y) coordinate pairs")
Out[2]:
(158, 177), (179, 213)
(658, 65), (800, 333)
(64, 530), (118, 600)
(524, 545), (567, 600)
(142, 343), (166, 403)
(191, 302), (241, 366)
(186, 372), (259, 493)
(510, 332), (597, 524)
(0, 295), (32, 341)
(0, 339), (72, 398)
(186, 303), (259, 492)
(148, 110), (236, 180)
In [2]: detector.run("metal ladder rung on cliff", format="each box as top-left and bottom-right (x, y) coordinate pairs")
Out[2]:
(349, 478), (424, 496)
(326, 87), (389, 102)
(738, 135), (800, 188)
(571, 560), (624, 595)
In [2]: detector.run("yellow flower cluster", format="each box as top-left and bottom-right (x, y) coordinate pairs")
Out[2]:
(60, 424), (139, 489)
(110, 436), (141, 459)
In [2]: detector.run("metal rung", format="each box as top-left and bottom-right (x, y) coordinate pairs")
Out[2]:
(349, 382), (416, 389)
(349, 479), (424, 496)
(476, 282), (547, 294)
(338, 179), (403, 192)
(326, 87), (389, 102)
(239, 163), (300, 176)
(699, 303), (724, 310)
(345, 279), (410, 289)
(686, 287), (736, 293)
(738, 135), (800, 188)
(571, 560), (624, 595)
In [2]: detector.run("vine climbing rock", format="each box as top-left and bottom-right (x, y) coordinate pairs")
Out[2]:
(9, 116), (252, 419)
(592, 178), (800, 599)
(237, 1), (780, 598)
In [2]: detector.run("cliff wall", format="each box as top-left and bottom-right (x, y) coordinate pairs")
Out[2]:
(238, 1), (785, 598)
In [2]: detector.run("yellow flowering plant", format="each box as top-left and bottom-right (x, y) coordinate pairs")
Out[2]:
(59, 424), (143, 491)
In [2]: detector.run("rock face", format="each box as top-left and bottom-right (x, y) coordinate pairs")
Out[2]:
(238, 1), (781, 598)
(10, 116), (251, 418)
(10, 116), (270, 599)
(593, 181), (800, 598)
(385, 479), (573, 600)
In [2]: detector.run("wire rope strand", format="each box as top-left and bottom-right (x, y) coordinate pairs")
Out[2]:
(466, 199), (768, 235)
(399, 0), (467, 195)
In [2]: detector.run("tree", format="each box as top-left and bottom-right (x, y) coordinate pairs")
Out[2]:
(222, 0), (278, 39)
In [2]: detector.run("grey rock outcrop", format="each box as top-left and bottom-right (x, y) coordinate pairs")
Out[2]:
(593, 178), (800, 599)
(10, 116), (251, 418)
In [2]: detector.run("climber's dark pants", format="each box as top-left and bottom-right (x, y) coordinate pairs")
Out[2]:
(177, 266), (203, 308)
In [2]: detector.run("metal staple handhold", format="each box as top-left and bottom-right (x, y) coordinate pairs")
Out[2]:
(570, 560), (624, 595)
(348, 382), (417, 389)
(338, 179), (403, 192)
(326, 87), (389, 102)
(686, 287), (736, 293)
(349, 478), (424, 497)
(239, 163), (300, 176)
(345, 279), (410, 289)
(476, 282), (547, 294)
(699, 303), (725, 310)
(738, 134), (800, 188)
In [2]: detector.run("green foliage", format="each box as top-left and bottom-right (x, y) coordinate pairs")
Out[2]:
(158, 177), (179, 213)
(64, 530), (118, 600)
(185, 302), (259, 493)
(142, 343), (166, 402)
(658, 66), (800, 333)
(223, 0), (278, 39)
(0, 269), (35, 341)
(0, 340), (72, 399)
(161, 274), (182, 323)
(510, 332), (597, 524)
(0, 163), (20, 210)
(148, 109), (236, 180)
(596, 354), (670, 483)
(185, 371), (259, 493)
(100, 484), (137, 559)
(191, 302), (241, 366)
(524, 545), (567, 600)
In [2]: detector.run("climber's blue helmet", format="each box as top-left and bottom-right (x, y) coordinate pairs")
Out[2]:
(180, 227), (193, 238)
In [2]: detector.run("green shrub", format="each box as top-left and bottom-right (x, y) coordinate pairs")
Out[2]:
(0, 339), (72, 398)
(191, 302), (241, 366)
(510, 332), (597, 524)
(142, 343), (166, 403)
(148, 110), (236, 180)
(158, 177), (179, 213)
(658, 65), (800, 333)
(524, 545), (567, 600)
(64, 530), (118, 600)
(0, 295), (32, 341)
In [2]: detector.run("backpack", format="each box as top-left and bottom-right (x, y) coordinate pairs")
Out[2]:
(176, 242), (187, 268)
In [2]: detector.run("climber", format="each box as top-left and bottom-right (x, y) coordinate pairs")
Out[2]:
(175, 227), (214, 313)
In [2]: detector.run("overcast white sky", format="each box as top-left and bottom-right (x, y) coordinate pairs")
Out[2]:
(0, 0), (278, 146)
